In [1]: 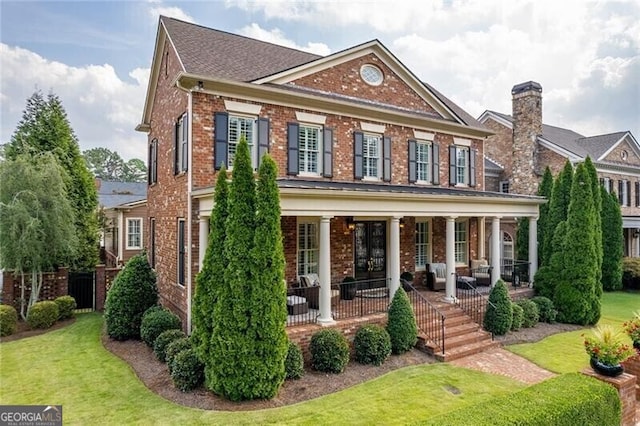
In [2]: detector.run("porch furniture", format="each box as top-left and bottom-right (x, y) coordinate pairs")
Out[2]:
(296, 274), (340, 310)
(470, 259), (492, 286)
(426, 263), (447, 291)
(286, 295), (308, 315)
(456, 275), (477, 289)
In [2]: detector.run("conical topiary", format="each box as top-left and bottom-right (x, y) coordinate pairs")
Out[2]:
(483, 280), (513, 335)
(386, 288), (418, 354)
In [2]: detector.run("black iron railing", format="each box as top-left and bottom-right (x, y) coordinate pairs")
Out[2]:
(455, 276), (496, 340)
(403, 279), (446, 355)
(337, 277), (391, 320)
(500, 259), (530, 286)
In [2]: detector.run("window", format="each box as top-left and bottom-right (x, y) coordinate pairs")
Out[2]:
(174, 113), (188, 174)
(449, 145), (476, 187)
(416, 142), (431, 182)
(299, 125), (322, 174)
(409, 139), (439, 185)
(636, 182), (640, 207)
(297, 222), (318, 277)
(415, 220), (431, 270)
(228, 115), (256, 169)
(177, 219), (186, 286)
(126, 218), (142, 250)
(619, 180), (631, 206)
(148, 138), (158, 185)
(149, 218), (156, 268)
(215, 112), (269, 171)
(502, 232), (514, 262)
(363, 134), (382, 179)
(454, 220), (467, 264)
(360, 64), (383, 86)
(456, 147), (469, 185)
(500, 181), (510, 193)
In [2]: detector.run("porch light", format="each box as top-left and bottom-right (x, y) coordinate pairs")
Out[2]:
(346, 216), (356, 231)
(399, 218), (405, 229)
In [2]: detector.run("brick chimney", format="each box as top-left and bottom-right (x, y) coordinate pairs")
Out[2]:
(511, 81), (542, 195)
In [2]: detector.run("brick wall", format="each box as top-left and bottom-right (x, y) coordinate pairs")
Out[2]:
(582, 368), (637, 426)
(621, 354), (640, 401)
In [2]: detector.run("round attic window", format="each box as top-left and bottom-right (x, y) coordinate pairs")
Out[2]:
(360, 64), (383, 86)
(621, 150), (628, 161)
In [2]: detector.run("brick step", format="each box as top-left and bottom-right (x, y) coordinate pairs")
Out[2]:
(435, 339), (501, 362)
(417, 314), (473, 331)
(444, 322), (483, 338)
(423, 329), (491, 353)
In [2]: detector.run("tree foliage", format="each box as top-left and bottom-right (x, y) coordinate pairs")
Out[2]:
(601, 188), (624, 291)
(82, 147), (147, 182)
(483, 280), (513, 335)
(584, 157), (603, 292)
(6, 91), (98, 270)
(386, 288), (418, 354)
(542, 161), (573, 266)
(536, 167), (554, 266)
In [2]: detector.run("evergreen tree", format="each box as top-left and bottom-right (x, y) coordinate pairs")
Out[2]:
(584, 157), (603, 293)
(6, 91), (98, 270)
(247, 154), (288, 399)
(542, 161), (573, 265)
(192, 166), (229, 387)
(601, 188), (624, 291)
(516, 217), (529, 261)
(553, 164), (600, 325)
(536, 167), (554, 267)
(483, 280), (513, 335)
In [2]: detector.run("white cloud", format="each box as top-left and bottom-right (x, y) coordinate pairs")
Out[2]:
(148, 4), (196, 24)
(0, 44), (149, 161)
(237, 23), (331, 55)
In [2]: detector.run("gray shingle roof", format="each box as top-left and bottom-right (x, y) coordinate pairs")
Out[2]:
(576, 132), (628, 159)
(484, 156), (504, 172)
(98, 181), (147, 209)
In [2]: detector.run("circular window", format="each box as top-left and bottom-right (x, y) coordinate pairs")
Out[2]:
(360, 64), (383, 86)
(621, 150), (628, 160)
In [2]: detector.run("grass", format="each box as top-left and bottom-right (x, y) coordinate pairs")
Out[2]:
(507, 291), (639, 374)
(0, 313), (525, 425)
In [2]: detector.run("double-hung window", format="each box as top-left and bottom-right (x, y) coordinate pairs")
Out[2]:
(363, 134), (382, 179)
(297, 222), (319, 277)
(456, 146), (469, 185)
(214, 110), (269, 171)
(148, 138), (158, 185)
(228, 115), (256, 169)
(354, 131), (391, 181)
(126, 218), (142, 250)
(449, 143), (476, 187)
(174, 113), (188, 174)
(415, 220), (431, 270)
(454, 220), (468, 264)
(619, 179), (631, 206)
(408, 139), (439, 184)
(298, 125), (322, 175)
(416, 142), (431, 182)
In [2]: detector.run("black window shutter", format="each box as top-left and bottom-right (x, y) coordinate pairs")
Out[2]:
(257, 117), (270, 167)
(609, 179), (613, 193)
(627, 180), (632, 206)
(636, 182), (639, 207)
(449, 146), (456, 186)
(174, 121), (179, 175)
(181, 113), (188, 172)
(148, 141), (153, 184)
(287, 122), (299, 175)
(323, 127), (333, 178)
(408, 139), (417, 183)
(432, 143), (440, 185)
(214, 112), (228, 170)
(383, 136), (391, 182)
(178, 220), (185, 286)
(354, 132), (364, 180)
(469, 148), (477, 187)
(619, 180), (623, 204)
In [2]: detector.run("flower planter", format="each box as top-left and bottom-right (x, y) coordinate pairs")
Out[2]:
(590, 357), (624, 377)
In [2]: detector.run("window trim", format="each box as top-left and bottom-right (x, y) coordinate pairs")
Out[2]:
(454, 219), (468, 265)
(415, 219), (432, 271)
(148, 138), (158, 185)
(455, 146), (470, 187)
(174, 113), (188, 175)
(125, 218), (143, 250)
(298, 123), (323, 176)
(227, 114), (258, 170)
(362, 133), (382, 180)
(297, 220), (319, 279)
(500, 180), (510, 193)
(416, 141), (432, 184)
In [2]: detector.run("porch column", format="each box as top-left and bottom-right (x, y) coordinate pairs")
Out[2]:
(444, 216), (457, 303)
(478, 216), (486, 259)
(198, 216), (209, 272)
(491, 217), (501, 286)
(389, 216), (401, 297)
(528, 216), (538, 284)
(318, 216), (335, 325)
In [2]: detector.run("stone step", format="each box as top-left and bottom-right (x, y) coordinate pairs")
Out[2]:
(435, 339), (501, 362)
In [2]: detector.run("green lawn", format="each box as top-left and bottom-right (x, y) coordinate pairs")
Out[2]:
(1, 313), (524, 425)
(507, 291), (639, 374)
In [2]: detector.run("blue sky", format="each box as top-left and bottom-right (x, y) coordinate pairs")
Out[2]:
(1, 0), (638, 161)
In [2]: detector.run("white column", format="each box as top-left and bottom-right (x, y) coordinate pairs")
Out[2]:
(318, 216), (335, 325)
(478, 217), (486, 259)
(198, 216), (209, 272)
(444, 216), (456, 302)
(528, 216), (538, 284)
(389, 217), (401, 297)
(491, 217), (501, 286)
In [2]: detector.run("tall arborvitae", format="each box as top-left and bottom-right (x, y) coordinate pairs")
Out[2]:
(542, 161), (573, 265)
(535, 221), (567, 299)
(536, 167), (554, 267)
(516, 217), (529, 261)
(584, 157), (603, 294)
(192, 166), (228, 388)
(554, 163), (600, 325)
(209, 137), (257, 401)
(601, 188), (624, 291)
(247, 154), (288, 399)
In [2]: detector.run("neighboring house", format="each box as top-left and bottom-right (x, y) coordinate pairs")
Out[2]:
(479, 81), (640, 260)
(96, 179), (148, 267)
(136, 16), (543, 330)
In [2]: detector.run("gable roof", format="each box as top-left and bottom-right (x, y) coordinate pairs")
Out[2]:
(576, 131), (630, 159)
(97, 180), (147, 209)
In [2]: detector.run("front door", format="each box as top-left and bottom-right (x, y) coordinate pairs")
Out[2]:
(354, 221), (387, 288)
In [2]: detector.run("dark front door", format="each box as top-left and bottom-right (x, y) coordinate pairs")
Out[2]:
(354, 221), (387, 288)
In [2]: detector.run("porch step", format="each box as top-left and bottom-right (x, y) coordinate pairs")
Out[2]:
(434, 339), (500, 362)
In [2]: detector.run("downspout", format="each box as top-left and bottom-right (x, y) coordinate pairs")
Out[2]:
(118, 209), (124, 265)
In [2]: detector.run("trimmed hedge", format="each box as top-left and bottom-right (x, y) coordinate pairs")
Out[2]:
(483, 280), (512, 335)
(154, 329), (187, 362)
(531, 296), (556, 323)
(166, 337), (192, 374)
(170, 347), (204, 392)
(310, 329), (350, 374)
(27, 301), (59, 329)
(284, 341), (304, 380)
(419, 373), (620, 425)
(511, 303), (524, 331)
(354, 324), (392, 366)
(0, 304), (18, 336)
(516, 299), (540, 328)
(54, 295), (76, 320)
(140, 306), (182, 347)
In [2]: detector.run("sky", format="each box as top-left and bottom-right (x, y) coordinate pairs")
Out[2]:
(1, 0), (638, 161)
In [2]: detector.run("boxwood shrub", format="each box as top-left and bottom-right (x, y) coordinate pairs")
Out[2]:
(170, 347), (204, 392)
(354, 324), (392, 366)
(166, 337), (192, 373)
(516, 299), (540, 328)
(0, 304), (18, 336)
(154, 329), (187, 362)
(310, 329), (350, 374)
(140, 306), (182, 347)
(26, 301), (59, 329)
(54, 295), (76, 320)
(284, 341), (304, 380)
(483, 280), (512, 335)
(419, 373), (620, 426)
(531, 296), (557, 323)
(386, 288), (418, 354)
(511, 303), (524, 331)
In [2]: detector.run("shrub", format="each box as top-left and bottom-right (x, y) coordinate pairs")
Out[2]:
(354, 324), (392, 366)
(26, 301), (59, 329)
(166, 337), (192, 373)
(511, 303), (524, 331)
(310, 329), (350, 374)
(533, 266), (555, 299)
(154, 329), (187, 362)
(140, 306), (182, 347)
(0, 304), (18, 336)
(54, 295), (76, 320)
(104, 253), (158, 340)
(622, 257), (640, 290)
(516, 299), (539, 328)
(483, 280), (512, 335)
(531, 296), (557, 323)
(386, 288), (418, 354)
(170, 347), (204, 392)
(284, 341), (304, 380)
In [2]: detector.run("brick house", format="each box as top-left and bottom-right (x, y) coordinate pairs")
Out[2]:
(479, 81), (640, 260)
(136, 16), (543, 331)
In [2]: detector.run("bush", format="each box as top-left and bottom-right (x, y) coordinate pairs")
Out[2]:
(26, 301), (59, 329)
(420, 373), (620, 426)
(0, 304), (18, 337)
(533, 266), (555, 299)
(140, 306), (182, 347)
(531, 296), (557, 323)
(104, 253), (158, 340)
(284, 341), (304, 380)
(354, 324), (392, 366)
(386, 288), (418, 354)
(483, 280), (512, 335)
(54, 295), (76, 320)
(310, 329), (350, 374)
(516, 299), (539, 328)
(170, 347), (204, 392)
(511, 303), (524, 331)
(154, 329), (187, 362)
(622, 257), (640, 290)
(166, 337), (192, 373)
